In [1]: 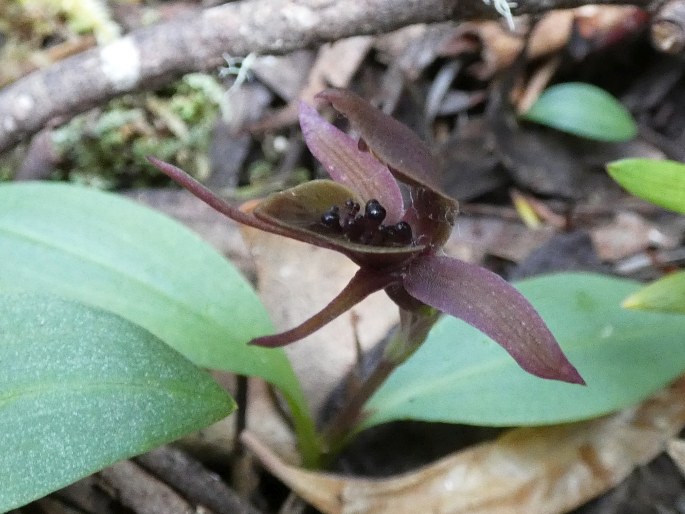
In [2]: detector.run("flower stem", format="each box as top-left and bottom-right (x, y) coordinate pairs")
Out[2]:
(320, 307), (440, 460)
(321, 356), (397, 457)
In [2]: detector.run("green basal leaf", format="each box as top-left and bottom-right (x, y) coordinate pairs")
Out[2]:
(607, 158), (685, 213)
(623, 270), (685, 314)
(362, 273), (685, 429)
(521, 83), (637, 142)
(0, 182), (318, 465)
(0, 293), (234, 511)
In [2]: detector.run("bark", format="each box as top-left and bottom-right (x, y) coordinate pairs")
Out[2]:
(0, 0), (656, 154)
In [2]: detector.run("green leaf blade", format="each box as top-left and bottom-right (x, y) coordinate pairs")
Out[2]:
(363, 273), (685, 429)
(0, 183), (296, 398)
(0, 182), (318, 465)
(521, 82), (637, 142)
(0, 293), (235, 511)
(623, 270), (685, 313)
(607, 158), (685, 213)
(0, 182), (273, 373)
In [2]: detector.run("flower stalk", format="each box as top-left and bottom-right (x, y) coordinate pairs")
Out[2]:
(321, 307), (441, 458)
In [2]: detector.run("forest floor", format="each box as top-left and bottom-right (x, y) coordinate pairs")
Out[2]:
(5, 1), (685, 513)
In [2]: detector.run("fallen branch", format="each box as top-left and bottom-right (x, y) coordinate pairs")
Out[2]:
(0, 0), (655, 155)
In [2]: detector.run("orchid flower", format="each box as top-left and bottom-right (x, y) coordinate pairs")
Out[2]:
(149, 89), (583, 385)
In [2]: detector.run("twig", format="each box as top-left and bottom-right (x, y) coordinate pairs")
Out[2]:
(99, 460), (196, 514)
(321, 357), (397, 456)
(136, 446), (264, 514)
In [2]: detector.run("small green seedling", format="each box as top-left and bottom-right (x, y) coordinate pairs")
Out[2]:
(521, 82), (637, 142)
(608, 158), (685, 314)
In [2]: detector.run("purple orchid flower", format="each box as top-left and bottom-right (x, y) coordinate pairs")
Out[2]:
(149, 88), (584, 385)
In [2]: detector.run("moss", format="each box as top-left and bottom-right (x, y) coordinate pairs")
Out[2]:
(0, 147), (24, 181)
(52, 74), (223, 189)
(0, 0), (122, 86)
(19, 0), (120, 42)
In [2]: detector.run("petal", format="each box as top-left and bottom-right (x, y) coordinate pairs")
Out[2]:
(315, 89), (459, 245)
(403, 187), (458, 248)
(403, 255), (584, 384)
(148, 157), (284, 234)
(253, 180), (424, 268)
(250, 269), (397, 347)
(148, 157), (415, 261)
(299, 102), (404, 224)
(316, 88), (441, 191)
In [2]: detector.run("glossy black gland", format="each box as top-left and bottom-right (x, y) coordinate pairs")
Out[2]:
(321, 205), (341, 228)
(344, 199), (361, 216)
(392, 221), (413, 245)
(380, 222), (413, 246)
(320, 197), (412, 247)
(365, 199), (386, 223)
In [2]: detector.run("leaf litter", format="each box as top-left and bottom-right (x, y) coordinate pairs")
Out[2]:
(243, 376), (685, 514)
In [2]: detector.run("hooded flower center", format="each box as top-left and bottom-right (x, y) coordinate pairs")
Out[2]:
(321, 198), (413, 247)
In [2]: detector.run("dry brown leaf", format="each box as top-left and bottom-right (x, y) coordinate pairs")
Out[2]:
(317, 37), (374, 89)
(590, 211), (678, 262)
(443, 7), (644, 80)
(250, 36), (373, 132)
(375, 23), (456, 81)
(515, 56), (561, 114)
(443, 12), (574, 80)
(514, 191), (569, 229)
(446, 214), (555, 264)
(241, 226), (399, 418)
(252, 51), (316, 102)
(243, 376), (685, 514)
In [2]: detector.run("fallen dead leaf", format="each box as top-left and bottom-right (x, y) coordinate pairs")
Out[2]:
(446, 213), (555, 264)
(515, 56), (561, 114)
(442, 12), (573, 81)
(318, 37), (375, 89)
(375, 23), (456, 81)
(243, 376), (685, 514)
(442, 7), (645, 80)
(250, 36), (373, 132)
(252, 50), (316, 102)
(510, 189), (567, 229)
(591, 211), (678, 261)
